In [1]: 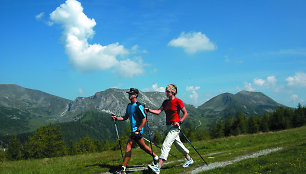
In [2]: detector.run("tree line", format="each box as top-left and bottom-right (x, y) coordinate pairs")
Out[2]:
(0, 123), (133, 161)
(209, 104), (306, 138)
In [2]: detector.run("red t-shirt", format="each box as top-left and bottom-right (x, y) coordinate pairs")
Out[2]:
(162, 98), (185, 125)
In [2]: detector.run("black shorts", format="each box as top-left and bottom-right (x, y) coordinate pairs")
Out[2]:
(130, 132), (142, 141)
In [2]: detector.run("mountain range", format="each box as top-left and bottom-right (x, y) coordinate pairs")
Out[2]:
(0, 84), (284, 141)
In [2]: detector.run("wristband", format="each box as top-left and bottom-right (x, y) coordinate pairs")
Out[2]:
(146, 108), (150, 112)
(179, 121), (183, 125)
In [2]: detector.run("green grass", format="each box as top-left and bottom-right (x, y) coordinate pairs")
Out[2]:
(1, 126), (306, 174)
(202, 143), (306, 174)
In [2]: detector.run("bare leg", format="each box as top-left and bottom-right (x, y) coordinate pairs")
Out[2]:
(122, 138), (134, 167)
(158, 158), (166, 168)
(136, 138), (157, 157)
(185, 154), (191, 159)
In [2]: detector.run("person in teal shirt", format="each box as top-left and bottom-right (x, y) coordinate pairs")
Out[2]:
(111, 88), (158, 174)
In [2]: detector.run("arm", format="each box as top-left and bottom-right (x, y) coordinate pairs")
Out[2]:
(173, 107), (188, 127)
(135, 117), (147, 134)
(146, 106), (163, 115)
(111, 114), (129, 121)
(179, 107), (188, 122)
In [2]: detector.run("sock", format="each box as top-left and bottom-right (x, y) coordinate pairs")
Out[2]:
(157, 163), (162, 169)
(186, 156), (191, 161)
(154, 155), (159, 161)
(121, 166), (126, 171)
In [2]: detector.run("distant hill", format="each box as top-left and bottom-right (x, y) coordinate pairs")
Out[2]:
(198, 90), (284, 120)
(0, 84), (71, 135)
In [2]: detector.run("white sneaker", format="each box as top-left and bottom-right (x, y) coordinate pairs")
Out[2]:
(148, 164), (160, 174)
(182, 158), (194, 167)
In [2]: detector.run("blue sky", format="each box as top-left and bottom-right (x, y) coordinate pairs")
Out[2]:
(1, 0), (305, 107)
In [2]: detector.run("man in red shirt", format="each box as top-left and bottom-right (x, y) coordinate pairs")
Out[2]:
(146, 84), (193, 174)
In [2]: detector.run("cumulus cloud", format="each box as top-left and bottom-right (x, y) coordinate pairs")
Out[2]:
(142, 83), (165, 92)
(168, 32), (216, 54)
(267, 76), (277, 86)
(286, 72), (306, 87)
(49, 0), (144, 77)
(186, 86), (201, 105)
(152, 83), (165, 92)
(244, 82), (255, 91)
(114, 59), (144, 78)
(253, 76), (277, 87)
(254, 78), (265, 86)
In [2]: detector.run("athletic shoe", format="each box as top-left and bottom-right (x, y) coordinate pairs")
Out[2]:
(182, 158), (194, 167)
(115, 170), (126, 174)
(148, 164), (160, 174)
(115, 166), (126, 174)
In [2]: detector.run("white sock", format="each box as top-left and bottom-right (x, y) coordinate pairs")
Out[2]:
(121, 166), (126, 171)
(186, 156), (191, 161)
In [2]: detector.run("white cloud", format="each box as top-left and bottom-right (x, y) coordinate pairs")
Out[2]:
(142, 83), (165, 92)
(267, 76), (277, 86)
(254, 78), (265, 86)
(49, 0), (144, 77)
(290, 94), (299, 101)
(152, 83), (165, 92)
(168, 32), (216, 54)
(244, 82), (255, 91)
(36, 12), (45, 20)
(114, 59), (144, 78)
(253, 76), (277, 87)
(286, 72), (306, 87)
(186, 86), (201, 105)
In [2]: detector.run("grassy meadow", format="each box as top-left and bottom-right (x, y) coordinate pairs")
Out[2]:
(1, 126), (305, 174)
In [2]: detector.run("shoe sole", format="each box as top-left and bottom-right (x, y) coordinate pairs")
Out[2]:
(148, 165), (159, 174)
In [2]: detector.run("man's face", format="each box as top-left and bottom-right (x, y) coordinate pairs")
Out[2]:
(129, 93), (137, 100)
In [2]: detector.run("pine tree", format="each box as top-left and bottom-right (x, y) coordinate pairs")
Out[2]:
(247, 116), (259, 134)
(269, 107), (287, 130)
(68, 140), (78, 155)
(24, 123), (67, 159)
(77, 136), (97, 153)
(101, 139), (111, 151)
(195, 127), (208, 141)
(7, 134), (22, 160)
(210, 121), (223, 139)
(293, 103), (305, 127)
(224, 117), (233, 136)
(260, 114), (269, 132)
(0, 146), (5, 162)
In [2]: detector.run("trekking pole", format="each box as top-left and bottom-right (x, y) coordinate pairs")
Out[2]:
(143, 137), (178, 158)
(179, 128), (208, 165)
(113, 119), (124, 159)
(145, 110), (155, 163)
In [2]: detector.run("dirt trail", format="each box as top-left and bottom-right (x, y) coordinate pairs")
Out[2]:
(190, 147), (283, 174)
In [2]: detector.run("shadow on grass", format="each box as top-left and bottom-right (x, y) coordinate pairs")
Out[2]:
(86, 163), (152, 173)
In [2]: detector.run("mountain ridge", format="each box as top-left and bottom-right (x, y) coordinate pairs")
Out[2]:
(0, 84), (285, 138)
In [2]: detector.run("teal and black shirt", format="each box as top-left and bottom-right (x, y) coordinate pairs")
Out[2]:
(124, 102), (146, 134)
